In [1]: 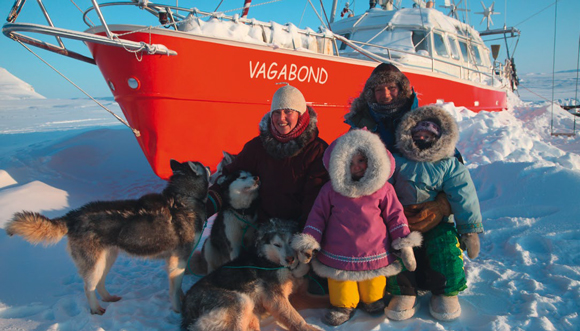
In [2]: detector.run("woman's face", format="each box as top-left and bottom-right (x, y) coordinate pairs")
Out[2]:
(271, 109), (300, 134)
(373, 83), (400, 105)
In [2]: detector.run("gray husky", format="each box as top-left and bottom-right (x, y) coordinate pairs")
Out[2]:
(197, 169), (260, 274)
(5, 160), (209, 315)
(181, 218), (322, 331)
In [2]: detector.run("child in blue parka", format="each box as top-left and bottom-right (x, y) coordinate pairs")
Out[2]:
(385, 105), (483, 322)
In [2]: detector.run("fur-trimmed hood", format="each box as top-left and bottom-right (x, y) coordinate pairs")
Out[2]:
(323, 129), (394, 198)
(258, 106), (319, 159)
(396, 105), (459, 162)
(344, 64), (414, 125)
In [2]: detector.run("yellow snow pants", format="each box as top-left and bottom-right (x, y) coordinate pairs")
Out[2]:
(328, 276), (386, 309)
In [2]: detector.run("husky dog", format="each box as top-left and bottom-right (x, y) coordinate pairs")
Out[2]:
(5, 160), (209, 315)
(199, 170), (260, 274)
(181, 218), (322, 331)
(209, 151), (236, 185)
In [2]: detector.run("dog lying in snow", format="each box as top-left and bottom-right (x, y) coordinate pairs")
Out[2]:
(181, 218), (322, 331)
(5, 160), (209, 314)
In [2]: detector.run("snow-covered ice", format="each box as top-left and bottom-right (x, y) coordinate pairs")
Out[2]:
(0, 67), (579, 330)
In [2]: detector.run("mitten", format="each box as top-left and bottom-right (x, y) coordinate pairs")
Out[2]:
(405, 192), (452, 233)
(400, 246), (417, 271)
(392, 232), (422, 271)
(460, 233), (480, 259)
(291, 233), (320, 264)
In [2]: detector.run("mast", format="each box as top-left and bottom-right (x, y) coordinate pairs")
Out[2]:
(241, 0), (251, 18)
(330, 0), (338, 23)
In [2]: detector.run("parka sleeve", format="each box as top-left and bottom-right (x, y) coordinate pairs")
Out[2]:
(442, 159), (483, 234)
(380, 183), (411, 241)
(303, 183), (332, 243)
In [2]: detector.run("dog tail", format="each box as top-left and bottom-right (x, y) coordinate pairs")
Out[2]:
(5, 211), (68, 246)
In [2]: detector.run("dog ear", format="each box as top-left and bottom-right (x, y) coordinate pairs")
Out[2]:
(170, 159), (183, 173)
(216, 174), (228, 186)
(187, 161), (204, 176)
(222, 151), (235, 164)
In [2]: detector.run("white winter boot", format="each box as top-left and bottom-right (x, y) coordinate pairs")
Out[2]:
(429, 294), (461, 321)
(384, 295), (418, 321)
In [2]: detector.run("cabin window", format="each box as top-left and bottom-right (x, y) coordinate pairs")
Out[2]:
(339, 33), (350, 50)
(412, 30), (429, 53)
(458, 40), (473, 64)
(472, 45), (484, 65)
(448, 37), (461, 60)
(433, 32), (449, 58)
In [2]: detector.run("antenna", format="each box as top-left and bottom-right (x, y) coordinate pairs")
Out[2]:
(440, 0), (470, 20)
(475, 1), (500, 30)
(412, 0), (427, 8)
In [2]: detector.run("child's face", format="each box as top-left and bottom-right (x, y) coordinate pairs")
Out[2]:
(350, 152), (368, 181)
(412, 130), (437, 143)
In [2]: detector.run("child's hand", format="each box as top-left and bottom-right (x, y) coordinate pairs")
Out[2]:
(460, 233), (480, 259)
(400, 247), (417, 271)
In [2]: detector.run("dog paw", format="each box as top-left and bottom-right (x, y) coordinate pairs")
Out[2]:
(102, 295), (122, 302)
(91, 306), (106, 315)
(306, 324), (324, 331)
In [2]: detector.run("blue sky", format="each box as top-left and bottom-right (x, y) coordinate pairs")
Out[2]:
(1, 0), (579, 99)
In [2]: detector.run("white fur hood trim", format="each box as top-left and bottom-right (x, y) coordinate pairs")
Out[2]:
(396, 105), (459, 162)
(325, 129), (392, 198)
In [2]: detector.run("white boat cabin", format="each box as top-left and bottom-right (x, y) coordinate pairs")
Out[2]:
(331, 7), (495, 83)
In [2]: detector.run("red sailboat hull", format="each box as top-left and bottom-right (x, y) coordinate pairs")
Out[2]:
(86, 27), (506, 179)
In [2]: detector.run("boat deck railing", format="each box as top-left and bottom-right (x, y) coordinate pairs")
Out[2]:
(3, 0), (512, 89)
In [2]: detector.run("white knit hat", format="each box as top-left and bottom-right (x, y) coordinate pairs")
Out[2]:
(270, 84), (307, 115)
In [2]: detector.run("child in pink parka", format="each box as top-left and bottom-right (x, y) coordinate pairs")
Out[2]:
(292, 129), (422, 326)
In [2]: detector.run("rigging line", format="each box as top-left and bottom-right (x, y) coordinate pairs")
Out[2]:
(513, 0), (560, 28)
(550, 0), (558, 134)
(307, 0), (328, 29)
(214, 0), (225, 12)
(299, 0), (308, 27)
(516, 84), (551, 102)
(574, 31), (580, 105)
(318, 0), (331, 29)
(13, 39), (141, 137)
(574, 32), (579, 132)
(70, 0), (95, 27)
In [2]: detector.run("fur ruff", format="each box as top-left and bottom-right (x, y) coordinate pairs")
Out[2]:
(326, 129), (392, 198)
(291, 233), (321, 253)
(293, 234), (403, 281)
(259, 106), (319, 159)
(345, 69), (413, 123)
(396, 105), (459, 162)
(392, 231), (423, 250)
(312, 258), (403, 282)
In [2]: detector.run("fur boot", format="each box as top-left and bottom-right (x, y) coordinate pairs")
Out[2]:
(361, 299), (385, 315)
(384, 295), (418, 321)
(429, 294), (461, 321)
(323, 306), (355, 326)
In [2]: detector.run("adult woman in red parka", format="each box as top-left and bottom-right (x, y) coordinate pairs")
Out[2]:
(206, 84), (329, 230)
